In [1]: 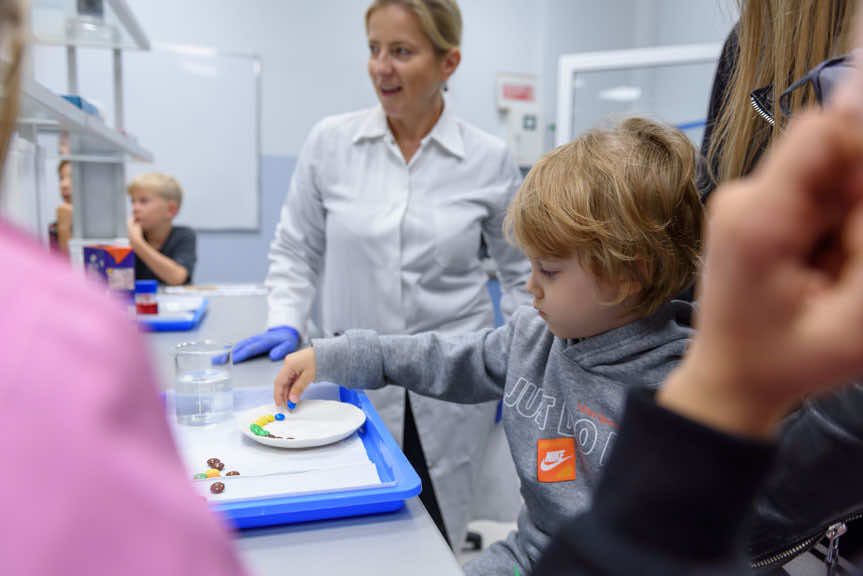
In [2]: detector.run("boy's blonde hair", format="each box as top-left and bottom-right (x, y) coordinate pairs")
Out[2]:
(128, 173), (183, 209)
(506, 117), (703, 317)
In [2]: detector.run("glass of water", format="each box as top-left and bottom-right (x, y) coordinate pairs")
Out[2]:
(173, 340), (233, 426)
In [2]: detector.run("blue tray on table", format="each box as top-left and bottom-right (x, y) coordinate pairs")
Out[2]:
(174, 384), (421, 529)
(139, 296), (208, 332)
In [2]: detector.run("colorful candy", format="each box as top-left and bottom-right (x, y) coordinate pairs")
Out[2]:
(194, 458), (239, 491)
(254, 414), (276, 427)
(250, 413), (294, 439)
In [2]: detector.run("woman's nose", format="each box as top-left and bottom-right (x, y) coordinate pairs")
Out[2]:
(370, 53), (393, 75)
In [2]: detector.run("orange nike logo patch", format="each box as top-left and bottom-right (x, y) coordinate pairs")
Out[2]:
(537, 438), (576, 483)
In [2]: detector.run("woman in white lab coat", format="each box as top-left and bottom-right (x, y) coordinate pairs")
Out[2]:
(233, 0), (530, 547)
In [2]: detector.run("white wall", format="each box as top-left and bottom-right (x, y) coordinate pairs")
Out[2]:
(121, 0), (542, 157)
(644, 0), (737, 46)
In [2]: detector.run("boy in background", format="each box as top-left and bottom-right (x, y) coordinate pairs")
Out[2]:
(273, 117), (703, 575)
(127, 173), (196, 285)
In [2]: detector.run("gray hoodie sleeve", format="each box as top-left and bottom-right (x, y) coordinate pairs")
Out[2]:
(313, 315), (521, 404)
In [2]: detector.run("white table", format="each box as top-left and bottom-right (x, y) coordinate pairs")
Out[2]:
(146, 292), (463, 576)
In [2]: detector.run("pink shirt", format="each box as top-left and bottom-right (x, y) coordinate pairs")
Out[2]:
(0, 221), (247, 575)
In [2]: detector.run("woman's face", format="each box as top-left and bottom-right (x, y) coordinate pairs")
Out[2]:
(367, 5), (458, 123)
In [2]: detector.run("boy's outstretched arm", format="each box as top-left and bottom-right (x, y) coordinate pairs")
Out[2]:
(273, 314), (523, 408)
(128, 218), (189, 286)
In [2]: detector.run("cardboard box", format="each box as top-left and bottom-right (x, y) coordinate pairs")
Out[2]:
(83, 245), (136, 300)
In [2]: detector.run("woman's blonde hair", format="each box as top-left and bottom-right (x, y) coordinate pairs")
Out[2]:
(128, 173), (184, 209)
(365, 0), (461, 55)
(507, 117), (703, 317)
(0, 0), (25, 176)
(708, 0), (855, 185)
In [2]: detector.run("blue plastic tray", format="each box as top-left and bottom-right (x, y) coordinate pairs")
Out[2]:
(139, 297), (208, 332)
(202, 385), (421, 529)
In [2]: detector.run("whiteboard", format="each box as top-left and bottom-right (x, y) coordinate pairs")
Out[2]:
(124, 48), (261, 231)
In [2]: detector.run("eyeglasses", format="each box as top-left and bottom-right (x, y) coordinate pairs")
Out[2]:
(779, 52), (855, 118)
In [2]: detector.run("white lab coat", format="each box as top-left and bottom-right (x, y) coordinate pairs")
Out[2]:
(266, 104), (531, 546)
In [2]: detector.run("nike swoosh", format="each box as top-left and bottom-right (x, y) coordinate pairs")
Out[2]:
(540, 455), (573, 472)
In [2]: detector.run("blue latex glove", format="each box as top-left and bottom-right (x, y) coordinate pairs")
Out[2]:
(232, 326), (300, 363)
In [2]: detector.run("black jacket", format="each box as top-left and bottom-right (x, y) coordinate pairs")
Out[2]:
(749, 385), (863, 569)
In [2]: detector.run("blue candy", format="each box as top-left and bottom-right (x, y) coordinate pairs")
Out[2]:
(287, 401), (297, 411)
(274, 413), (285, 421)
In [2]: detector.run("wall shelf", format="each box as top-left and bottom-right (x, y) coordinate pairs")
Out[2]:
(17, 78), (153, 161)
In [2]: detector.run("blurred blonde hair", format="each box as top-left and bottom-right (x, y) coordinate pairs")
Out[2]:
(507, 117), (703, 317)
(365, 0), (461, 55)
(708, 0), (855, 184)
(0, 0), (25, 175)
(128, 173), (183, 209)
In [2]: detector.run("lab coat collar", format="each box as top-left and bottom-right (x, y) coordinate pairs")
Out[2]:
(426, 102), (465, 159)
(352, 104), (465, 159)
(353, 106), (388, 143)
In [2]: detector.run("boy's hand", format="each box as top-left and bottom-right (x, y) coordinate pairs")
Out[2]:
(56, 203), (73, 233)
(127, 217), (144, 246)
(273, 347), (317, 408)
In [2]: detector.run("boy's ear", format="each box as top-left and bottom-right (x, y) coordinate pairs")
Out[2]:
(167, 200), (179, 218)
(625, 264), (647, 298)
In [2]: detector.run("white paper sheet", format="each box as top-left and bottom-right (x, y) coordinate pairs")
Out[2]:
(173, 416), (383, 503)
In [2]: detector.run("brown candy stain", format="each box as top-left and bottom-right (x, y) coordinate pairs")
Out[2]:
(206, 458), (221, 468)
(210, 482), (225, 494)
(225, 471), (240, 476)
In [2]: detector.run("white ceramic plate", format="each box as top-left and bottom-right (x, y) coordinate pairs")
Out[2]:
(236, 401), (367, 449)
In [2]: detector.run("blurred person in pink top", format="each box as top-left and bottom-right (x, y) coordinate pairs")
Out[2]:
(0, 1), (247, 574)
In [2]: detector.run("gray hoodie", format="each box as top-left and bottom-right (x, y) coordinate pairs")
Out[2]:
(314, 301), (693, 575)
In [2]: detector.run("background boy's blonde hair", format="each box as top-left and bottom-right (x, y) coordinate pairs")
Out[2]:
(128, 173), (183, 209)
(506, 117), (703, 317)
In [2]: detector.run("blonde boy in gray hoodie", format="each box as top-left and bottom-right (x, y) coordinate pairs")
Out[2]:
(273, 117), (703, 575)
